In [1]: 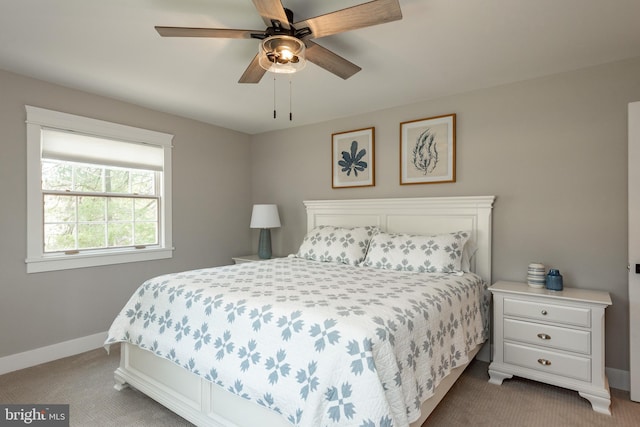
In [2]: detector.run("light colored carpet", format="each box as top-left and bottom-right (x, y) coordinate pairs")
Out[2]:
(424, 359), (639, 427)
(0, 344), (638, 426)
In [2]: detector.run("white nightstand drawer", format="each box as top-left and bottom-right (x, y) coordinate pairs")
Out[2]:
(504, 342), (591, 382)
(504, 318), (591, 354)
(504, 298), (591, 327)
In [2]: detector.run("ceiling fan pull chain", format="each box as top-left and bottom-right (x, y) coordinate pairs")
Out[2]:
(289, 78), (293, 121)
(273, 75), (277, 119)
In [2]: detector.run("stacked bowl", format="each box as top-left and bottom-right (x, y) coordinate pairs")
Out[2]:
(527, 263), (546, 288)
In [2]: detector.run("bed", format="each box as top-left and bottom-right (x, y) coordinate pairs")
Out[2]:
(105, 196), (495, 427)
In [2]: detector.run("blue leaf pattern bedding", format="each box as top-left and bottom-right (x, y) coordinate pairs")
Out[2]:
(105, 257), (489, 427)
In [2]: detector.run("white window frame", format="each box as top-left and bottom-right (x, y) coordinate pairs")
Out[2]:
(25, 105), (174, 273)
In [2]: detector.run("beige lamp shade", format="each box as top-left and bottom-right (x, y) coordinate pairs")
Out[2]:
(250, 204), (281, 229)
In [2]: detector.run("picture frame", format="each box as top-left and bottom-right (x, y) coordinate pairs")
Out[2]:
(400, 114), (456, 185)
(331, 127), (375, 188)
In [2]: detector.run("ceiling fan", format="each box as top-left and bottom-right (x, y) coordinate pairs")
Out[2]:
(155, 0), (403, 83)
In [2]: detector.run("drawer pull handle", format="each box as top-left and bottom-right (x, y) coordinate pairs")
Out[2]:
(537, 358), (552, 366)
(541, 310), (548, 315)
(537, 333), (551, 340)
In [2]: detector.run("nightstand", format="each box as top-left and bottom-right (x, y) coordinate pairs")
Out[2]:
(488, 281), (612, 414)
(232, 254), (278, 264)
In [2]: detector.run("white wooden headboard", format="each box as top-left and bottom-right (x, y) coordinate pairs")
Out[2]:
(303, 196), (495, 283)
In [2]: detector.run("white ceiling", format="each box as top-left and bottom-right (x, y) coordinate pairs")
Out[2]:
(1, 0), (640, 135)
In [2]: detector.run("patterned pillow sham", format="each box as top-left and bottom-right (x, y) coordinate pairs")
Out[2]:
(296, 225), (378, 266)
(362, 230), (471, 273)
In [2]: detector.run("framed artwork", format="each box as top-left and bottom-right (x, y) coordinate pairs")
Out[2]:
(332, 127), (375, 188)
(400, 114), (456, 185)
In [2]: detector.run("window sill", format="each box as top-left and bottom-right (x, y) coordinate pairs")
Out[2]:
(25, 247), (174, 273)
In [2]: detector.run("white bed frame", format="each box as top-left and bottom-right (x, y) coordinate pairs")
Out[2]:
(114, 196), (495, 427)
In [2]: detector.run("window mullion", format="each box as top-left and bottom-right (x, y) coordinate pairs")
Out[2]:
(43, 189), (158, 199)
(104, 196), (109, 249)
(74, 195), (79, 250)
(131, 197), (136, 246)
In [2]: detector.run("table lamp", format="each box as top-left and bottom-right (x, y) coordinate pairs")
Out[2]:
(250, 204), (281, 259)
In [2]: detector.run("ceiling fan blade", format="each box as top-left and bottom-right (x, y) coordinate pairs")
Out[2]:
(239, 53), (267, 84)
(305, 41), (361, 80)
(251, 0), (290, 30)
(155, 26), (259, 39)
(295, 0), (402, 39)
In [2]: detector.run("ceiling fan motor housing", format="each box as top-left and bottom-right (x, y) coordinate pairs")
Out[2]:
(259, 35), (306, 72)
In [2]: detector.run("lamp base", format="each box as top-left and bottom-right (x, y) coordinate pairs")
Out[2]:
(257, 228), (272, 259)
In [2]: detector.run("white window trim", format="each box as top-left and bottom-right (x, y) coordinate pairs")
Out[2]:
(25, 105), (174, 273)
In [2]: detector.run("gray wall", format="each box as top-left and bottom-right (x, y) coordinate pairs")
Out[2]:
(251, 57), (640, 371)
(2, 56), (639, 373)
(0, 69), (252, 358)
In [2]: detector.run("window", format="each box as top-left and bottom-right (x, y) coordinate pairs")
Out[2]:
(26, 106), (173, 273)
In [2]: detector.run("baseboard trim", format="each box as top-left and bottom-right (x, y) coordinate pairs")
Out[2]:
(477, 341), (490, 363)
(606, 367), (630, 391)
(0, 331), (107, 376)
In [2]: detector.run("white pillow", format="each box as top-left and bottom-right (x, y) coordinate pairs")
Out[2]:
(362, 231), (471, 273)
(461, 238), (478, 272)
(296, 225), (378, 266)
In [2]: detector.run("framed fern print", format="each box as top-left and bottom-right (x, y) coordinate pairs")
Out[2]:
(400, 114), (456, 185)
(332, 127), (375, 188)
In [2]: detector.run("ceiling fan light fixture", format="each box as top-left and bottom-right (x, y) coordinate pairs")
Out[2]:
(259, 35), (306, 74)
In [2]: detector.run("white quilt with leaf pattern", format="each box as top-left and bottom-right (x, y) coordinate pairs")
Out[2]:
(105, 257), (489, 427)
